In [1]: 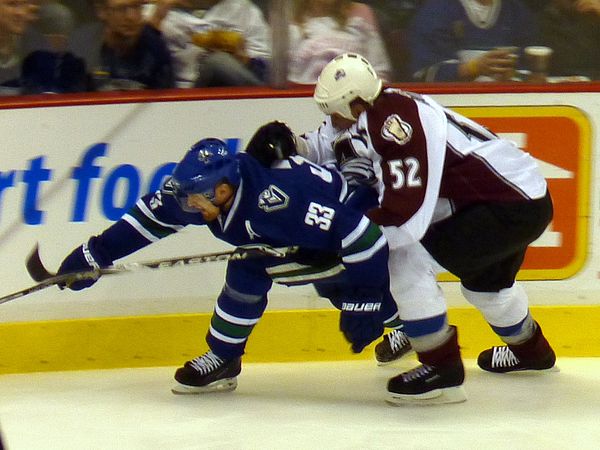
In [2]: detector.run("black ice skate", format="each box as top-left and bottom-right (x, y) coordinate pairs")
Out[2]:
(172, 350), (242, 394)
(478, 323), (557, 373)
(375, 328), (413, 365)
(386, 326), (467, 405)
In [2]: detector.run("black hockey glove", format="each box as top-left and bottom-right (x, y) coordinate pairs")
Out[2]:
(57, 236), (113, 290)
(245, 121), (297, 167)
(329, 287), (386, 353)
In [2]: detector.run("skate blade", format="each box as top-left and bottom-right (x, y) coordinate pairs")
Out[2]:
(483, 365), (561, 375)
(171, 377), (238, 395)
(386, 385), (467, 406)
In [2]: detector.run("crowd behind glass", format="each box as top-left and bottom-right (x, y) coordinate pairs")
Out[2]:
(0, 0), (598, 96)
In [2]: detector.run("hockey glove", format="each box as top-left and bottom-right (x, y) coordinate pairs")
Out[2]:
(57, 236), (113, 290)
(340, 157), (377, 187)
(330, 288), (386, 353)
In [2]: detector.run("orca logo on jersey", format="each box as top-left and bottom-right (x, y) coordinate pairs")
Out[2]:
(258, 184), (289, 212)
(381, 114), (413, 145)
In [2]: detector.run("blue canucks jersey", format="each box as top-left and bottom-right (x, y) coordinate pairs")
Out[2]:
(93, 153), (389, 290)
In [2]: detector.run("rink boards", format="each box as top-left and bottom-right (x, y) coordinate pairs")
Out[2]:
(0, 85), (599, 373)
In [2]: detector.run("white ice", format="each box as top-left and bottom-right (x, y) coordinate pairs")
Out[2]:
(0, 358), (599, 450)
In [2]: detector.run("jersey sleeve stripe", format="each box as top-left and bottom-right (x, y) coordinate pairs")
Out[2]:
(343, 221), (383, 254)
(341, 216), (371, 248)
(136, 200), (184, 231)
(122, 215), (160, 243)
(342, 234), (387, 263)
(125, 205), (180, 240)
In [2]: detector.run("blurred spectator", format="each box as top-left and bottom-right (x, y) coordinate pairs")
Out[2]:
(368, 0), (422, 81)
(20, 49), (88, 93)
(146, 0), (270, 87)
(61, 0), (98, 25)
(0, 0), (38, 90)
(408, 0), (539, 82)
(143, 0), (205, 87)
(25, 1), (75, 52)
(67, 0), (104, 67)
(538, 0), (600, 80)
(69, 0), (175, 90)
(288, 0), (391, 84)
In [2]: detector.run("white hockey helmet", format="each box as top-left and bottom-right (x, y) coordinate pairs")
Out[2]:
(314, 53), (383, 121)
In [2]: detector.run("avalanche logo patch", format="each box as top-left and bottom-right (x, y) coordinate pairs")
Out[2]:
(381, 114), (413, 145)
(258, 185), (289, 212)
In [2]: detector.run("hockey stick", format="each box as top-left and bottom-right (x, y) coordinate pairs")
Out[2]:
(0, 244), (298, 306)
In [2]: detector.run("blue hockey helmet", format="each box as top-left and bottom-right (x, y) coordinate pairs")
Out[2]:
(171, 138), (240, 212)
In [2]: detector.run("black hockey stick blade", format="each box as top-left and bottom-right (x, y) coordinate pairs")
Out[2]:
(26, 243), (56, 282)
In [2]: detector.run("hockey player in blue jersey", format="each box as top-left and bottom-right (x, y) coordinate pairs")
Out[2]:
(56, 123), (402, 394)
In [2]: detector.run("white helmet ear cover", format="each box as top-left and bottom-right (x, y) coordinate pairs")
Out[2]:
(314, 53), (383, 120)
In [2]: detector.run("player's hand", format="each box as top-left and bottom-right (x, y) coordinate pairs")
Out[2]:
(57, 237), (112, 291)
(339, 310), (384, 353)
(340, 157), (376, 187)
(332, 288), (385, 353)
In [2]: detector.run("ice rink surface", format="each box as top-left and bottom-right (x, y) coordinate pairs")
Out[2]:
(1, 358), (599, 450)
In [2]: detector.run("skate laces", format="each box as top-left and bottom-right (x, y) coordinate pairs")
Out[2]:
(402, 364), (433, 382)
(189, 351), (225, 374)
(491, 346), (520, 368)
(388, 329), (409, 353)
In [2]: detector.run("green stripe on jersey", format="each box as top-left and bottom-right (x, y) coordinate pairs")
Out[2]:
(342, 222), (383, 257)
(129, 207), (178, 240)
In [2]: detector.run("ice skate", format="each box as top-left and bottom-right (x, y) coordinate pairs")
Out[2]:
(386, 325), (466, 405)
(375, 328), (413, 365)
(172, 351), (242, 394)
(386, 362), (466, 405)
(478, 323), (557, 373)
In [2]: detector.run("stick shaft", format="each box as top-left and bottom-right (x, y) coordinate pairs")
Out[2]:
(1, 245), (297, 305)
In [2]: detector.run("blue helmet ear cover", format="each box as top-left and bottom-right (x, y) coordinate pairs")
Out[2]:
(171, 138), (240, 211)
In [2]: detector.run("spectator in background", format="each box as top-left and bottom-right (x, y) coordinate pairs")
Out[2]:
(29, 0), (75, 52)
(60, 0), (98, 25)
(408, 0), (539, 82)
(69, 0), (175, 90)
(143, 0), (205, 87)
(0, 0), (38, 90)
(288, 0), (391, 84)
(538, 0), (600, 80)
(146, 0), (270, 87)
(67, 0), (104, 68)
(19, 1), (90, 94)
(367, 0), (422, 81)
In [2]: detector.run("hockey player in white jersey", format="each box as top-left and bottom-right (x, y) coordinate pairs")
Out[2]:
(309, 53), (556, 404)
(55, 124), (401, 394)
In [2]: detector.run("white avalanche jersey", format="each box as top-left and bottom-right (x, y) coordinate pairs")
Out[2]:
(335, 88), (547, 249)
(299, 115), (341, 167)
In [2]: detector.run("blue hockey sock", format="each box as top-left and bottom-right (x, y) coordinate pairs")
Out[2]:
(206, 287), (268, 360)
